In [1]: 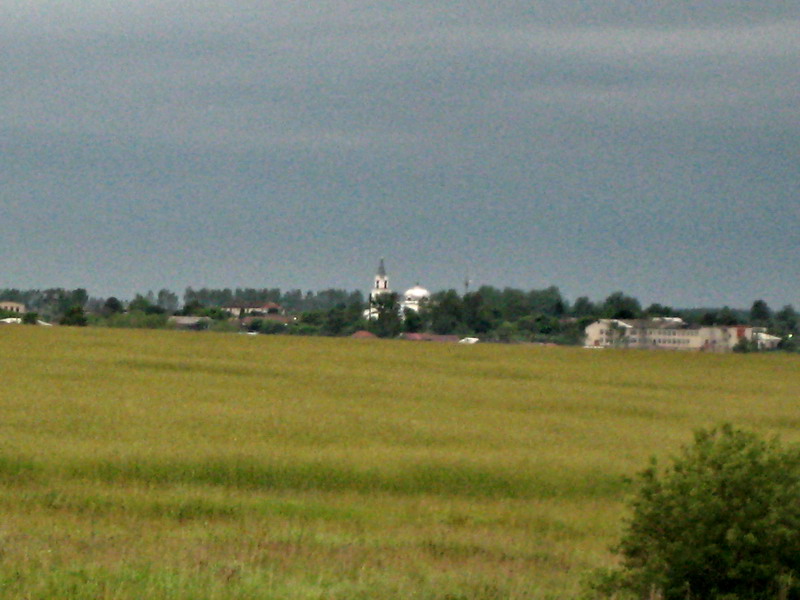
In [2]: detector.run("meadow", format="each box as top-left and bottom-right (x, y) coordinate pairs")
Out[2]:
(0, 326), (797, 599)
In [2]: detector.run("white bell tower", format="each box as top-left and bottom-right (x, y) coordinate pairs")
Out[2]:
(370, 258), (390, 303)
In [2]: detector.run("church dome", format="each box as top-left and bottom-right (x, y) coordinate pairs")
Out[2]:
(404, 285), (430, 302)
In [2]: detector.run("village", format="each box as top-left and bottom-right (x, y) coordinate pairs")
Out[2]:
(0, 259), (792, 352)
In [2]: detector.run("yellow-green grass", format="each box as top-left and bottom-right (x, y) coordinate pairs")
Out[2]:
(0, 327), (797, 599)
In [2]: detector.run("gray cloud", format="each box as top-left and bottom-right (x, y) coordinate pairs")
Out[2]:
(1, 2), (798, 306)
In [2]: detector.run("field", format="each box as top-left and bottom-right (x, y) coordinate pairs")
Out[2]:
(0, 326), (798, 599)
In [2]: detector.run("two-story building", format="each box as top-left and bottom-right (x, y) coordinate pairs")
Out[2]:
(0, 301), (26, 314)
(584, 318), (780, 352)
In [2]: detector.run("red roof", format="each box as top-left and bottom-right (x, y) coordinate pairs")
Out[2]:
(401, 333), (460, 343)
(350, 330), (377, 339)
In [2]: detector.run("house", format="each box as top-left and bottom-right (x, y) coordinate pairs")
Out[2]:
(167, 316), (212, 330)
(0, 301), (26, 314)
(223, 302), (285, 318)
(584, 318), (774, 352)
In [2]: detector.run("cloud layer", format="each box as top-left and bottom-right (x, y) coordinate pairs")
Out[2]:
(2, 2), (798, 306)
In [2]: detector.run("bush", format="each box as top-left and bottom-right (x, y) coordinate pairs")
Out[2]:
(60, 306), (88, 327)
(587, 425), (800, 600)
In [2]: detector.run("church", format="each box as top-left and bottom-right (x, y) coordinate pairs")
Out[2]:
(364, 258), (430, 319)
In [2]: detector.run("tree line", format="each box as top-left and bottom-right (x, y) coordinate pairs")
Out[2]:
(1, 286), (797, 349)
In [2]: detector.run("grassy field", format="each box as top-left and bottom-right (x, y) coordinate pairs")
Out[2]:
(0, 326), (798, 599)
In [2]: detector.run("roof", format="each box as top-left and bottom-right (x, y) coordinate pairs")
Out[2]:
(168, 316), (211, 326)
(599, 318), (693, 330)
(223, 302), (283, 310)
(377, 258), (386, 277)
(351, 330), (377, 339)
(403, 285), (430, 300)
(401, 333), (461, 343)
(240, 314), (294, 324)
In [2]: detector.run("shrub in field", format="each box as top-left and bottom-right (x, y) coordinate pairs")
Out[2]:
(586, 425), (800, 600)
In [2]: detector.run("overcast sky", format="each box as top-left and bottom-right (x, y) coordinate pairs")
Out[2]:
(2, 1), (798, 307)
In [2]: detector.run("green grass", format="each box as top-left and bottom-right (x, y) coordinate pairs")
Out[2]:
(0, 326), (798, 598)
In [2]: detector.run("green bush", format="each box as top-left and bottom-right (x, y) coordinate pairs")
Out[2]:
(60, 305), (88, 326)
(587, 425), (800, 600)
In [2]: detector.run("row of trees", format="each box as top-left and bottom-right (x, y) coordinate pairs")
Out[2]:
(182, 287), (364, 313)
(1, 286), (797, 348)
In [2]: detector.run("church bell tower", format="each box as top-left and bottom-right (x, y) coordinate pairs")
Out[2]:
(370, 258), (390, 303)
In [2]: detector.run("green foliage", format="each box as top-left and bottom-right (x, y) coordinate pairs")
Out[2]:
(247, 319), (287, 334)
(430, 290), (464, 334)
(644, 303), (674, 317)
(494, 321), (518, 343)
(750, 299), (773, 327)
(367, 292), (402, 338)
(21, 312), (38, 325)
(60, 305), (88, 326)
(592, 425), (800, 600)
(572, 296), (597, 317)
(602, 292), (642, 320)
(402, 307), (424, 333)
(156, 288), (179, 313)
(103, 296), (124, 315)
(702, 306), (742, 326)
(733, 337), (758, 353)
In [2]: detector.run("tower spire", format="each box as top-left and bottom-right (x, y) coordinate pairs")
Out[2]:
(371, 258), (390, 299)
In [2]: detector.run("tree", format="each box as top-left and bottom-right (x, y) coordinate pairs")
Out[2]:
(589, 425), (800, 600)
(717, 306), (741, 326)
(572, 296), (597, 318)
(103, 297), (124, 315)
(750, 299), (772, 327)
(775, 305), (798, 337)
(494, 321), (518, 343)
(156, 289), (179, 313)
(321, 306), (348, 336)
(462, 292), (495, 334)
(128, 294), (152, 313)
(368, 292), (402, 338)
(429, 290), (464, 334)
(402, 308), (424, 333)
(602, 292), (642, 320)
(644, 303), (674, 317)
(60, 306), (88, 327)
(703, 306), (741, 326)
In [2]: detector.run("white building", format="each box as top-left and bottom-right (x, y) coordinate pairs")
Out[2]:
(364, 259), (430, 319)
(584, 318), (778, 352)
(0, 301), (26, 314)
(401, 284), (431, 313)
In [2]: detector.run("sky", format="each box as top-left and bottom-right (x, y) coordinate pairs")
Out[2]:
(2, 1), (798, 308)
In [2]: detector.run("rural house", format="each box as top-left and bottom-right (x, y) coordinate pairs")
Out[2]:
(0, 301), (26, 314)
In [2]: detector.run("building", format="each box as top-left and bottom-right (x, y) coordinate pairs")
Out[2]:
(223, 302), (285, 318)
(167, 316), (212, 330)
(0, 301), (26, 314)
(584, 318), (778, 352)
(401, 284), (431, 313)
(364, 259), (431, 319)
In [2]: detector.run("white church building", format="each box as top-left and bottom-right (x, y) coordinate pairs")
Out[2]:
(364, 259), (430, 319)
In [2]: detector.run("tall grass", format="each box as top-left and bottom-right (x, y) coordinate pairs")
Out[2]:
(0, 326), (797, 598)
